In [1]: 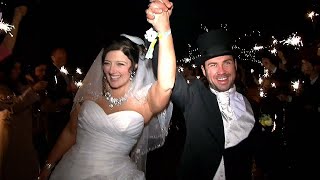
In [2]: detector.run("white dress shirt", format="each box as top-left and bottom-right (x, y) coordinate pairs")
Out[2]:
(210, 85), (255, 180)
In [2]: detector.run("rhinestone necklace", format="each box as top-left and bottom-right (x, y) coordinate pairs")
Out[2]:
(103, 86), (132, 108)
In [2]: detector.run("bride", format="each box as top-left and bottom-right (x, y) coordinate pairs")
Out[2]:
(38, 2), (175, 180)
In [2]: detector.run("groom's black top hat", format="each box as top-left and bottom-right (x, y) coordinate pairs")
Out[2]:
(195, 29), (234, 66)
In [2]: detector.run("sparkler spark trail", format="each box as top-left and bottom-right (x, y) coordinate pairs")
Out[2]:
(291, 80), (300, 91)
(280, 33), (303, 48)
(76, 68), (83, 74)
(60, 66), (69, 75)
(75, 80), (83, 87)
(307, 11), (319, 22)
(0, 13), (14, 37)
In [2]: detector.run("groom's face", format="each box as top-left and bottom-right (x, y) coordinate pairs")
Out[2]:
(201, 55), (237, 92)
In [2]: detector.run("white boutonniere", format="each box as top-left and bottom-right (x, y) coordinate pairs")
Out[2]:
(144, 28), (158, 59)
(144, 27), (158, 42)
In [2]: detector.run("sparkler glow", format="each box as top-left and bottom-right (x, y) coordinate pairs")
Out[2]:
(307, 11), (319, 22)
(75, 80), (83, 88)
(272, 114), (277, 132)
(76, 68), (83, 75)
(291, 80), (300, 92)
(60, 66), (69, 75)
(0, 13), (14, 37)
(259, 88), (265, 98)
(262, 69), (270, 78)
(177, 66), (184, 73)
(280, 32), (303, 49)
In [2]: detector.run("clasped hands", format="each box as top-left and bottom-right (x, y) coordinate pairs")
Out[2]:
(146, 0), (173, 32)
(146, 0), (173, 19)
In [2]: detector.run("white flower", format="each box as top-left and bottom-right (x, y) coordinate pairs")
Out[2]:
(144, 28), (158, 42)
(144, 27), (159, 59)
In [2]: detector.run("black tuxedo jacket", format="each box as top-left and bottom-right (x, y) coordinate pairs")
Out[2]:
(173, 73), (225, 180)
(173, 74), (254, 180)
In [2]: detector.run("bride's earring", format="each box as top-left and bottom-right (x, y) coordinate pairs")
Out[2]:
(103, 75), (108, 91)
(129, 70), (136, 81)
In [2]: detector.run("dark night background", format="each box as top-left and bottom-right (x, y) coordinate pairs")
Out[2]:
(1, 0), (319, 72)
(0, 1), (318, 179)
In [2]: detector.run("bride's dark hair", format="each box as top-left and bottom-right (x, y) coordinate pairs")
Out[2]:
(101, 36), (140, 67)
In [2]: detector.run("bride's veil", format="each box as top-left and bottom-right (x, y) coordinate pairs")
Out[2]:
(72, 49), (104, 109)
(72, 34), (173, 173)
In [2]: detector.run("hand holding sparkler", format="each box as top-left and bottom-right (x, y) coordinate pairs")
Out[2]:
(32, 81), (48, 93)
(0, 5), (28, 62)
(14, 5), (28, 19)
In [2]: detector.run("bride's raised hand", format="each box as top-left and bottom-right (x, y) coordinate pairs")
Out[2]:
(146, 1), (173, 33)
(146, 0), (173, 25)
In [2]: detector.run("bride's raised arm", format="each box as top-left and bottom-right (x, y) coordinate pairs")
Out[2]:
(146, 1), (176, 116)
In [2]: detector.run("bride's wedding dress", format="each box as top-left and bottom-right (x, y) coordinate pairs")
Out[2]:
(50, 100), (145, 180)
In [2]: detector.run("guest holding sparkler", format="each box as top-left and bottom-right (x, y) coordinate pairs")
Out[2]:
(45, 47), (76, 151)
(283, 47), (320, 179)
(0, 5), (27, 62)
(0, 57), (47, 180)
(25, 62), (51, 168)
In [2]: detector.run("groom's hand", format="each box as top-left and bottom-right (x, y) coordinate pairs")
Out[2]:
(151, 0), (173, 10)
(146, 0), (173, 20)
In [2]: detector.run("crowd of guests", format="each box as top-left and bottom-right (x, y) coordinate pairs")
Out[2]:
(253, 45), (320, 180)
(0, 1), (319, 180)
(0, 45), (77, 179)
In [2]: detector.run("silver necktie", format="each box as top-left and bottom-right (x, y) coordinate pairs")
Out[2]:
(217, 92), (234, 122)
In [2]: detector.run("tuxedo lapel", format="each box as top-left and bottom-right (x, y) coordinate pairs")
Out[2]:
(201, 87), (225, 148)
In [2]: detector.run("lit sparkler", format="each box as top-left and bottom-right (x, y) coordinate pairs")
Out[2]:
(0, 13), (14, 36)
(60, 66), (69, 75)
(258, 77), (263, 85)
(272, 114), (277, 132)
(259, 88), (265, 98)
(178, 66), (184, 73)
(76, 68), (82, 75)
(280, 32), (303, 49)
(291, 80), (300, 92)
(75, 80), (83, 88)
(307, 11), (319, 22)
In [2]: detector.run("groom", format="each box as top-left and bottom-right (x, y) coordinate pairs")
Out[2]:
(146, 1), (256, 179)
